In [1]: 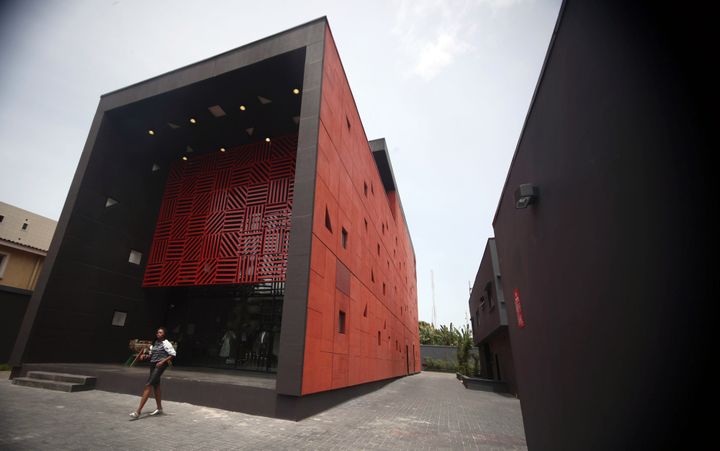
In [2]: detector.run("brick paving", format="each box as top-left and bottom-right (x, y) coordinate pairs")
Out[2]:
(0, 370), (526, 450)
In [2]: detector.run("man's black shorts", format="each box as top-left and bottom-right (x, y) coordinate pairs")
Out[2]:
(146, 362), (168, 387)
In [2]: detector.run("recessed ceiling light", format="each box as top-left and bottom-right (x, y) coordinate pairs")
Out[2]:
(148, 130), (155, 135)
(220, 147), (226, 152)
(181, 156), (188, 161)
(292, 88), (300, 94)
(208, 105), (226, 117)
(189, 118), (197, 124)
(265, 137), (271, 143)
(239, 105), (246, 111)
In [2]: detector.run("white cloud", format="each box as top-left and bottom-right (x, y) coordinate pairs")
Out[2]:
(413, 31), (472, 81)
(391, 0), (529, 81)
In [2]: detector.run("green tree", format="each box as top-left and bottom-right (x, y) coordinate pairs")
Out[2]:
(456, 324), (473, 376)
(418, 321), (436, 345)
(418, 321), (462, 345)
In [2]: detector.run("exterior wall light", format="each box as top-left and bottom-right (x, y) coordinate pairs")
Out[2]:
(514, 183), (539, 209)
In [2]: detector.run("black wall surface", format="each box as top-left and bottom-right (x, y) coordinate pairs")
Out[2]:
(18, 118), (171, 364)
(486, 331), (516, 396)
(492, 1), (711, 449)
(469, 238), (508, 345)
(0, 285), (31, 362)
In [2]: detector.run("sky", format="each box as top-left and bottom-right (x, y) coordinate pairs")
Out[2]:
(0, 0), (562, 329)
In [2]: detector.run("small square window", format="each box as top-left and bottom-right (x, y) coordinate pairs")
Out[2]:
(338, 310), (346, 334)
(0, 215), (4, 223)
(486, 283), (494, 309)
(129, 249), (143, 265)
(21, 223), (28, 230)
(111, 310), (127, 327)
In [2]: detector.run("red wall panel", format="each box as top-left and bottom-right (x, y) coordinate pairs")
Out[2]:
(142, 134), (297, 287)
(301, 26), (420, 395)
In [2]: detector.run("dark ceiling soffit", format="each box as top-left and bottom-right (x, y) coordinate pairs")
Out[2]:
(370, 140), (396, 192)
(491, 0), (567, 226)
(369, 137), (416, 257)
(98, 16), (328, 111)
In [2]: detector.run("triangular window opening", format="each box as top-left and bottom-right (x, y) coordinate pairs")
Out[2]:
(324, 206), (333, 232)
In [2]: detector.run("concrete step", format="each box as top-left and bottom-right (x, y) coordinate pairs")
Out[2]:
(12, 377), (94, 392)
(26, 371), (97, 387)
(459, 374), (509, 393)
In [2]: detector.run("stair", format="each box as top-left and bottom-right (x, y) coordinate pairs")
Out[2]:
(12, 371), (97, 392)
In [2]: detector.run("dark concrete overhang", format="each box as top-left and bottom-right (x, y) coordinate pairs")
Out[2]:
(105, 48), (306, 162)
(369, 138), (415, 257)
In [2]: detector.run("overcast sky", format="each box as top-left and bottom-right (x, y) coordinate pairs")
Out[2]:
(0, 0), (561, 329)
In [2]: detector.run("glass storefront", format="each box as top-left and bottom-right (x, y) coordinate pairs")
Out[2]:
(162, 283), (283, 373)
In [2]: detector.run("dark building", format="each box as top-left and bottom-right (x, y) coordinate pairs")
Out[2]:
(9, 17), (420, 410)
(468, 238), (516, 395)
(491, 0), (711, 449)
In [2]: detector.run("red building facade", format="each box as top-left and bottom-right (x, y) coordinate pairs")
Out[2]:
(302, 27), (419, 394)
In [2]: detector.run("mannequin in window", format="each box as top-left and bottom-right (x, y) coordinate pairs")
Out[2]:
(218, 322), (236, 360)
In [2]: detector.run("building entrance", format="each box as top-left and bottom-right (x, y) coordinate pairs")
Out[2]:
(162, 283), (283, 373)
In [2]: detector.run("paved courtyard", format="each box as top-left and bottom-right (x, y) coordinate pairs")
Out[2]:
(0, 370), (526, 450)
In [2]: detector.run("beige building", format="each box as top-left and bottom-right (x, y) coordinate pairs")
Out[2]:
(0, 201), (57, 291)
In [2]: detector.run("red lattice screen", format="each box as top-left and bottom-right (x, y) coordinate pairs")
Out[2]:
(142, 134), (297, 287)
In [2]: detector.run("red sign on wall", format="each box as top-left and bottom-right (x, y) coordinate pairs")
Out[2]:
(513, 288), (526, 329)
